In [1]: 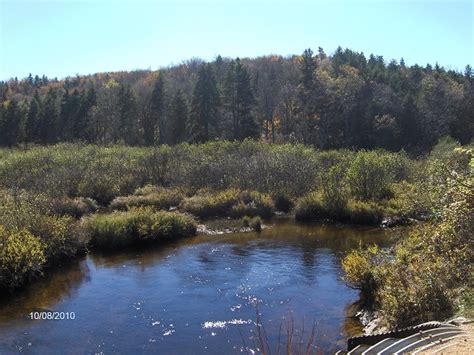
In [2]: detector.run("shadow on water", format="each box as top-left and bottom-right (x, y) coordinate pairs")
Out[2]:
(0, 219), (400, 353)
(0, 257), (90, 324)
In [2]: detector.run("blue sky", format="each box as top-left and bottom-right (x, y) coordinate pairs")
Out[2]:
(0, 0), (472, 80)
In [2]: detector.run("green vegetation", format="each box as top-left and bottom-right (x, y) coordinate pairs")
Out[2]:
(180, 188), (274, 219)
(1, 48), (472, 153)
(0, 226), (46, 289)
(84, 208), (197, 248)
(1, 138), (472, 333)
(242, 216), (263, 232)
(110, 186), (184, 211)
(52, 197), (98, 218)
(342, 147), (473, 327)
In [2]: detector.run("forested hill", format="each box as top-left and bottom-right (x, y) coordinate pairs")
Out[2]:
(1, 47), (473, 153)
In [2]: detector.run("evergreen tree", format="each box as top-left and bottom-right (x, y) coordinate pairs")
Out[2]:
(76, 87), (97, 142)
(60, 89), (72, 141)
(234, 59), (258, 140)
(169, 89), (188, 145)
(144, 75), (165, 145)
(297, 48), (320, 144)
(38, 88), (59, 144)
(189, 63), (220, 143)
(0, 99), (23, 146)
(25, 92), (41, 142)
(119, 84), (139, 145)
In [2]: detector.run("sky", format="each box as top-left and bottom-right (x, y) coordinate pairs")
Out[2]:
(0, 0), (472, 80)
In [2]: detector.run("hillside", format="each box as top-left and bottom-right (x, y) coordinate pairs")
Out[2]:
(1, 47), (473, 152)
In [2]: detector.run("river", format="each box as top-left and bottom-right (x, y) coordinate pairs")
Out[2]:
(0, 219), (395, 353)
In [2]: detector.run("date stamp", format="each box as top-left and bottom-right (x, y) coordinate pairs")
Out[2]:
(29, 311), (76, 320)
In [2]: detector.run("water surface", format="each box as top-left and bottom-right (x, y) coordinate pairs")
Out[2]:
(0, 220), (395, 353)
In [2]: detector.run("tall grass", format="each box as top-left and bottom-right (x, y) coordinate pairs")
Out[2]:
(83, 208), (197, 248)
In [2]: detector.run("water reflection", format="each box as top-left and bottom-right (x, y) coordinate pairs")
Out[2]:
(0, 257), (89, 324)
(0, 219), (398, 353)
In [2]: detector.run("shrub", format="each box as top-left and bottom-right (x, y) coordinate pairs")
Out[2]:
(346, 150), (398, 201)
(341, 245), (382, 304)
(0, 226), (46, 290)
(346, 200), (386, 225)
(342, 149), (473, 327)
(0, 190), (85, 260)
(242, 216), (262, 232)
(250, 216), (262, 232)
(294, 192), (332, 221)
(272, 193), (294, 213)
(242, 215), (251, 227)
(180, 189), (274, 219)
(296, 193), (388, 225)
(84, 208), (197, 248)
(318, 164), (349, 212)
(52, 197), (98, 218)
(110, 187), (184, 211)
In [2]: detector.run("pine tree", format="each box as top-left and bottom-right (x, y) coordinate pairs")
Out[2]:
(234, 59), (258, 140)
(25, 91), (41, 142)
(0, 99), (24, 146)
(169, 89), (188, 145)
(119, 84), (138, 145)
(223, 60), (237, 137)
(144, 75), (165, 145)
(76, 87), (96, 142)
(189, 63), (220, 143)
(223, 59), (258, 140)
(38, 88), (59, 144)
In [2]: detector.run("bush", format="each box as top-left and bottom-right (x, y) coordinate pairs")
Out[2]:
(180, 189), (274, 219)
(341, 245), (382, 304)
(0, 226), (46, 290)
(83, 208), (197, 248)
(242, 215), (262, 232)
(28, 214), (83, 259)
(346, 200), (386, 225)
(296, 193), (388, 225)
(0, 190), (85, 260)
(52, 197), (98, 218)
(342, 149), (473, 327)
(346, 150), (401, 201)
(318, 164), (350, 213)
(295, 192), (332, 221)
(110, 187), (184, 211)
(272, 193), (294, 213)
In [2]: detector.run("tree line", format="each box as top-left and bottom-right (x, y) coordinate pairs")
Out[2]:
(0, 46), (472, 152)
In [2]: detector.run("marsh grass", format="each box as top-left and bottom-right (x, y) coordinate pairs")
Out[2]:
(52, 197), (98, 218)
(180, 189), (274, 219)
(84, 208), (197, 248)
(110, 186), (184, 211)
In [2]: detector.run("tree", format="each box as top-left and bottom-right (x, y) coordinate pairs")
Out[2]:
(144, 75), (165, 145)
(76, 87), (96, 142)
(25, 91), (41, 142)
(188, 63), (220, 143)
(59, 88), (81, 141)
(90, 80), (121, 144)
(223, 59), (258, 140)
(169, 89), (188, 145)
(0, 99), (24, 146)
(234, 59), (258, 140)
(38, 88), (59, 144)
(417, 73), (463, 147)
(118, 84), (139, 145)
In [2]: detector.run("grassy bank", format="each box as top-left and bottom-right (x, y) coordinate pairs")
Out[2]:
(342, 147), (473, 327)
(84, 208), (197, 248)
